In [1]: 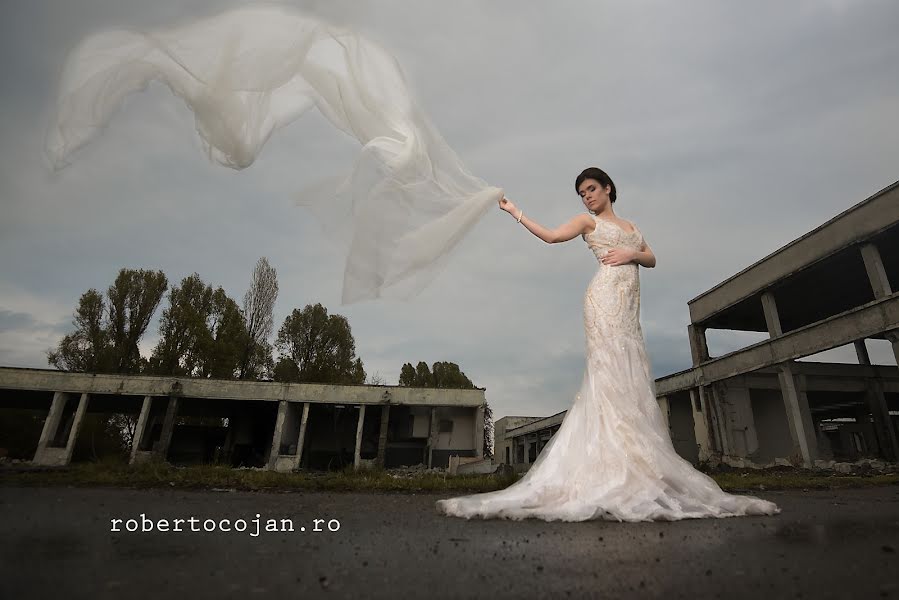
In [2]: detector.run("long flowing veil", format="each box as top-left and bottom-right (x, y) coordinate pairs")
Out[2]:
(46, 3), (503, 304)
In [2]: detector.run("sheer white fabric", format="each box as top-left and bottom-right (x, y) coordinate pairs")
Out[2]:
(45, 4), (503, 304)
(436, 217), (782, 522)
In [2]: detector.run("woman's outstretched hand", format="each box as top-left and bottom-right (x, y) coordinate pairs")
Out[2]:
(499, 196), (519, 217)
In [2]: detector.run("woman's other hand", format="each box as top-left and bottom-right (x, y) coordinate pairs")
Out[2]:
(601, 248), (637, 266)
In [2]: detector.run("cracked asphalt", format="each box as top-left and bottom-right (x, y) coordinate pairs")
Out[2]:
(1, 485), (898, 599)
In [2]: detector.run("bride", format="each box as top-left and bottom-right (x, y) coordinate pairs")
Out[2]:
(436, 167), (781, 522)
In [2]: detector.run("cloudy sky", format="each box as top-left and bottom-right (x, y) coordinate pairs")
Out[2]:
(2, 0), (898, 422)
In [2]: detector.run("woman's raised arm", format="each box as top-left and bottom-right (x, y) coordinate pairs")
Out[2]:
(499, 197), (594, 244)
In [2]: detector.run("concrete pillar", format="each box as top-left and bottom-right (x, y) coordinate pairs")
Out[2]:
(860, 243), (899, 365)
(854, 340), (871, 365)
(687, 324), (710, 366)
(376, 404), (390, 468)
(860, 243), (892, 298)
(292, 402), (311, 470)
(657, 396), (671, 437)
(353, 404), (366, 470)
(761, 291), (783, 337)
(472, 404), (485, 459)
(886, 331), (899, 368)
(130, 395), (153, 464)
(34, 392), (89, 467)
(776, 363), (818, 467)
(723, 385), (759, 457)
(66, 393), (89, 459)
(427, 407), (439, 468)
(864, 379), (899, 462)
(155, 396), (180, 462)
(706, 384), (732, 456)
(35, 392), (67, 455)
(268, 400), (289, 469)
(762, 290), (817, 466)
(689, 388), (713, 462)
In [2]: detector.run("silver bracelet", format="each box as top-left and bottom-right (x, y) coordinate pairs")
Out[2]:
(517, 210), (524, 223)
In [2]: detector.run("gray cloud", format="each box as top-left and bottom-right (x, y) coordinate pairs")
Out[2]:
(1, 0), (897, 420)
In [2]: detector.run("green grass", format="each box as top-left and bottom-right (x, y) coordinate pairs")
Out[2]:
(2, 458), (897, 493)
(0, 457), (520, 493)
(711, 469), (899, 491)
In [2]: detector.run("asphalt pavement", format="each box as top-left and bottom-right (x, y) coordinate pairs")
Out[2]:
(1, 485), (897, 599)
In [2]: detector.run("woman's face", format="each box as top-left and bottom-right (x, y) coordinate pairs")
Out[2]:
(578, 178), (611, 213)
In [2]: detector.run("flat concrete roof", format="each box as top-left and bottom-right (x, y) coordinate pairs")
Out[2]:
(504, 410), (566, 439)
(0, 367), (485, 407)
(688, 179), (899, 331)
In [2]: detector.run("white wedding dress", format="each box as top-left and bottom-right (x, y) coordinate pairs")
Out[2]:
(436, 216), (782, 522)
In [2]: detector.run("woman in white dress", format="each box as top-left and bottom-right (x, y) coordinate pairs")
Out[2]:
(436, 167), (781, 522)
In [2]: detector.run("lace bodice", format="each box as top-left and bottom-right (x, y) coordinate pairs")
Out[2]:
(582, 215), (645, 342)
(582, 216), (645, 262)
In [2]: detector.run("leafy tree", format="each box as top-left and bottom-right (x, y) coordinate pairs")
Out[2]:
(414, 361), (433, 387)
(274, 303), (365, 384)
(203, 289), (247, 379)
(398, 363), (416, 387)
(106, 269), (169, 373)
(148, 273), (248, 378)
(432, 361), (475, 389)
(47, 289), (110, 372)
(148, 273), (213, 376)
(47, 268), (167, 374)
(239, 257), (278, 380)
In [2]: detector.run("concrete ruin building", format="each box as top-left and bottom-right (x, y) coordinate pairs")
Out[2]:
(0, 367), (486, 471)
(498, 180), (899, 472)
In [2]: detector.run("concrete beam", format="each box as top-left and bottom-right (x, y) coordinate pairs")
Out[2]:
(700, 293), (899, 385)
(688, 181), (899, 323)
(658, 361), (899, 397)
(0, 367), (485, 408)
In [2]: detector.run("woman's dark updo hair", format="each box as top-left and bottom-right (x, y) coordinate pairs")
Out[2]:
(575, 167), (617, 203)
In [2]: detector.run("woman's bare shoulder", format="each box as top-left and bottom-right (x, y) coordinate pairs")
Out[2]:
(579, 213), (597, 235)
(575, 213), (596, 233)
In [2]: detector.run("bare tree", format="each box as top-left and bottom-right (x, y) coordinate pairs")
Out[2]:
(239, 257), (278, 379)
